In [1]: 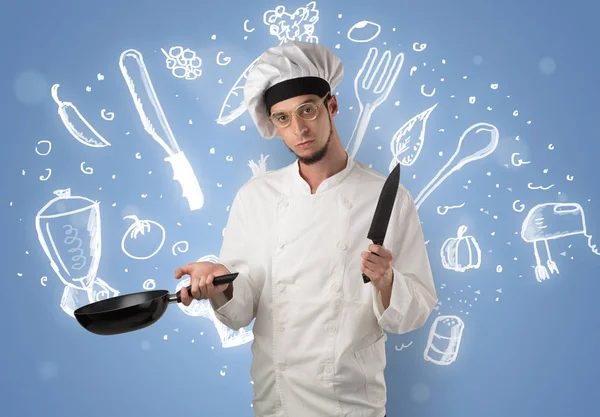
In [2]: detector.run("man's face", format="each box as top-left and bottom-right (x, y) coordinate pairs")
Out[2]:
(270, 94), (338, 165)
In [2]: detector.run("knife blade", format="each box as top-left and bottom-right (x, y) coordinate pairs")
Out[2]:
(363, 162), (401, 283)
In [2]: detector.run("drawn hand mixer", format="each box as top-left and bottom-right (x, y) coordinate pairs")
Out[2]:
(521, 202), (599, 283)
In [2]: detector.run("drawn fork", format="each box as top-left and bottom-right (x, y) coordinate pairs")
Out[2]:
(346, 47), (404, 159)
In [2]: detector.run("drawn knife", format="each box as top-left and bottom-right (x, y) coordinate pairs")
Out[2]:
(363, 162), (401, 283)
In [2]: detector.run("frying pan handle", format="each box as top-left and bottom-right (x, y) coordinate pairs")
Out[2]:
(362, 239), (383, 284)
(175, 272), (239, 303)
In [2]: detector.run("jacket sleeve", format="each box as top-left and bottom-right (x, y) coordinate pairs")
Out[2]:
(372, 188), (438, 334)
(209, 188), (263, 331)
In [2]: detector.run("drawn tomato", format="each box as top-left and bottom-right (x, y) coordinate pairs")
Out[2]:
(121, 215), (166, 260)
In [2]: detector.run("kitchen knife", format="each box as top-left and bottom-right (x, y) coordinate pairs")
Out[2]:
(363, 162), (401, 283)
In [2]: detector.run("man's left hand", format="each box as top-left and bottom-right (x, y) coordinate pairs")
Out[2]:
(361, 244), (394, 291)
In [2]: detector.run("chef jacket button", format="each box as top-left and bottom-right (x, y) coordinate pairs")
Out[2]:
(327, 325), (337, 334)
(278, 363), (286, 371)
(277, 243), (285, 250)
(336, 241), (348, 251)
(277, 283), (285, 291)
(324, 365), (333, 374)
(331, 283), (341, 292)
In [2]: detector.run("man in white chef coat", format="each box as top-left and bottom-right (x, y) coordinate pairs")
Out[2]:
(175, 40), (437, 417)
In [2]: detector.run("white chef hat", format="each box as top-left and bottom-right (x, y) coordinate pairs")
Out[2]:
(243, 40), (344, 139)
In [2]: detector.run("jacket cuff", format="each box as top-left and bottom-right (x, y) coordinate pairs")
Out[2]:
(208, 261), (239, 324)
(372, 266), (413, 328)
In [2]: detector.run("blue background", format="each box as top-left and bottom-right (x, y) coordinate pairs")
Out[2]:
(2, 0), (599, 416)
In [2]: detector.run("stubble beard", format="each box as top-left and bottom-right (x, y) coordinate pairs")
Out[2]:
(289, 112), (333, 165)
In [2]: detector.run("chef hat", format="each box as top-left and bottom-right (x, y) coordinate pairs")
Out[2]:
(244, 40), (344, 139)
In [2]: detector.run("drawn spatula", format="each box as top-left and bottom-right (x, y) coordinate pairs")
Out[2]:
(363, 162), (401, 283)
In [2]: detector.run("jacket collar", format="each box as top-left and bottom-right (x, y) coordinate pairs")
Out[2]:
(289, 153), (355, 195)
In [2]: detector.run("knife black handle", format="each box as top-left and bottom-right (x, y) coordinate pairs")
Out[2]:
(362, 240), (383, 284)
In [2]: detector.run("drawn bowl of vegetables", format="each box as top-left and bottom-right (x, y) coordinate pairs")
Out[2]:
(121, 215), (166, 260)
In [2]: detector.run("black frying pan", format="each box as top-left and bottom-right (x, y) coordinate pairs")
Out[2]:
(73, 273), (238, 336)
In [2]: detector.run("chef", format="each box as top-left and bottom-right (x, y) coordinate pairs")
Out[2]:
(175, 40), (437, 417)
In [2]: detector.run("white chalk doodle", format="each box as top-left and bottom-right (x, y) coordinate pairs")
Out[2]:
(346, 47), (404, 159)
(243, 19), (255, 32)
(566, 175), (574, 181)
(437, 203), (465, 215)
(248, 154), (270, 177)
(119, 49), (204, 211)
(512, 200), (525, 212)
(413, 42), (427, 52)
(216, 56), (260, 125)
(142, 279), (156, 290)
(521, 202), (600, 282)
(50, 84), (111, 148)
(35, 140), (52, 156)
(410, 66), (417, 76)
(527, 183), (554, 191)
(511, 152), (530, 166)
(394, 341), (413, 351)
(160, 46), (202, 80)
(217, 3), (320, 126)
(347, 20), (381, 43)
(35, 188), (102, 290)
(40, 276), (47, 286)
(263, 1), (319, 44)
(39, 169), (51, 181)
(424, 315), (464, 366)
(121, 215), (166, 260)
(414, 122), (499, 210)
(388, 102), (438, 170)
(420, 84), (436, 97)
(441, 225), (481, 272)
(171, 240), (189, 256)
(100, 109), (114, 121)
(80, 162), (93, 175)
(216, 51), (231, 66)
(60, 277), (119, 318)
(174, 254), (254, 348)
(36, 188), (119, 318)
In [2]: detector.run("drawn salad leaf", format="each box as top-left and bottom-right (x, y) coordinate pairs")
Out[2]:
(216, 56), (261, 125)
(389, 102), (438, 170)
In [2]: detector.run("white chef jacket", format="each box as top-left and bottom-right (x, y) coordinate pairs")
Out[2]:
(209, 155), (437, 417)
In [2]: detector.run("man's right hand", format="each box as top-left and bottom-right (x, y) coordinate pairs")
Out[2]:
(174, 262), (232, 306)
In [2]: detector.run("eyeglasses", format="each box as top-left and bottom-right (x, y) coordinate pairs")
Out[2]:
(269, 95), (329, 128)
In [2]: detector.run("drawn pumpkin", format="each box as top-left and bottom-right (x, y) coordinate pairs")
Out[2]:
(440, 225), (481, 272)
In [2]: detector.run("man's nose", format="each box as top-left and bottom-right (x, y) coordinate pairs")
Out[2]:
(291, 115), (308, 136)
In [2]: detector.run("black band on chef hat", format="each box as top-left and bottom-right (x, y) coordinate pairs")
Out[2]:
(264, 76), (331, 115)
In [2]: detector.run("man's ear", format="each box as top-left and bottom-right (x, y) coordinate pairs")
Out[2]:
(328, 94), (339, 116)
